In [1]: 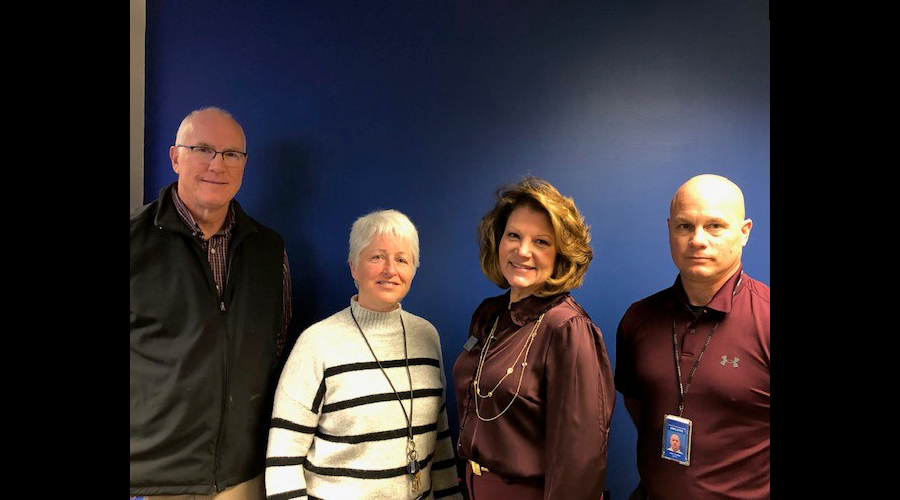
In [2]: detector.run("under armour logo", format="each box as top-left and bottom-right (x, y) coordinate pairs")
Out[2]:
(720, 355), (739, 368)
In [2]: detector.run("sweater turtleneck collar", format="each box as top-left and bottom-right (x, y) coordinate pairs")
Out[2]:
(349, 295), (404, 335)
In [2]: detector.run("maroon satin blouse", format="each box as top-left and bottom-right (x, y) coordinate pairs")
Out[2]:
(453, 291), (615, 499)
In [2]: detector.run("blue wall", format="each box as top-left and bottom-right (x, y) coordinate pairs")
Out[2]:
(143, 1), (769, 497)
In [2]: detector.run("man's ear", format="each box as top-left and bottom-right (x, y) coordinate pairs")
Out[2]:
(169, 145), (180, 174)
(740, 218), (753, 246)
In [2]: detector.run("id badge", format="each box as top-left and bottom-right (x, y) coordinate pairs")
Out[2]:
(661, 414), (692, 466)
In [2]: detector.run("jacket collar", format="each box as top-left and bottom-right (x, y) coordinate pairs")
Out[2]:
(152, 182), (257, 241)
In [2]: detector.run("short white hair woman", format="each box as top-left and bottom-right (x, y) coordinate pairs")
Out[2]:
(265, 209), (463, 500)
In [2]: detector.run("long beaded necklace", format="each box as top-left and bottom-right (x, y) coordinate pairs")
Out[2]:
(350, 307), (424, 496)
(473, 313), (545, 421)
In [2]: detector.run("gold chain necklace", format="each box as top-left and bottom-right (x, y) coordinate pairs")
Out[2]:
(473, 313), (545, 421)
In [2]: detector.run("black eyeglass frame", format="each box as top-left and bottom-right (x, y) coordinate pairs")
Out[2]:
(175, 144), (248, 165)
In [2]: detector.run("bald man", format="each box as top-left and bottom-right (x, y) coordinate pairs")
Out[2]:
(615, 174), (770, 500)
(131, 107), (292, 499)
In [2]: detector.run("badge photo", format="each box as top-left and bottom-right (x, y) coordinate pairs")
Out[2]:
(661, 414), (692, 466)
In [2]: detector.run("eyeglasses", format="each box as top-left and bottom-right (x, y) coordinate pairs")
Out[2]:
(175, 144), (248, 167)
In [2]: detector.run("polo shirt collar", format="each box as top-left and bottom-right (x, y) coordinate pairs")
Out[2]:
(507, 290), (569, 326)
(171, 183), (235, 238)
(673, 264), (745, 315)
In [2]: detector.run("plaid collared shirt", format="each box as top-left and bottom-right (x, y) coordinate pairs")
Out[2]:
(172, 188), (292, 357)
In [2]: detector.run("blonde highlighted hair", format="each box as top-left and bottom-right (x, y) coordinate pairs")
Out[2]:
(478, 177), (593, 296)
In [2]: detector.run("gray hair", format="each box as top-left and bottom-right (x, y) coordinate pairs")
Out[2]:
(175, 106), (246, 149)
(348, 209), (420, 271)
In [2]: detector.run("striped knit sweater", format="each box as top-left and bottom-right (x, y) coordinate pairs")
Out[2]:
(265, 297), (463, 500)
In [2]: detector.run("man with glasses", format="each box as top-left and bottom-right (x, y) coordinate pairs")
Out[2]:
(131, 107), (292, 500)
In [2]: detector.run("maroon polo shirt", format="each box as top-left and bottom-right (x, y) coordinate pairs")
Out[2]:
(615, 267), (770, 500)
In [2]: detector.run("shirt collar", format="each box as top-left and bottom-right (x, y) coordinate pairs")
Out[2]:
(507, 290), (569, 326)
(170, 182), (235, 238)
(673, 264), (745, 315)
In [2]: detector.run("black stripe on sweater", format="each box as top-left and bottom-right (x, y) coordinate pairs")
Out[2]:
(316, 422), (438, 443)
(324, 357), (440, 377)
(431, 457), (456, 471)
(303, 452), (434, 479)
(266, 489), (323, 500)
(322, 388), (443, 413)
(270, 418), (442, 444)
(271, 417), (316, 434)
(311, 378), (326, 413)
(266, 488), (306, 500)
(266, 456), (306, 467)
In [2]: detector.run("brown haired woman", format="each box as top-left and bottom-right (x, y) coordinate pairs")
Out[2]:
(453, 177), (615, 499)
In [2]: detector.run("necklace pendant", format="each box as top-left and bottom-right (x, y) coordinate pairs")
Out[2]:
(407, 458), (421, 475)
(411, 469), (421, 493)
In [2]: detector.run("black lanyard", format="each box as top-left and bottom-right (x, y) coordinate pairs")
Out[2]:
(672, 316), (719, 417)
(349, 308), (421, 484)
(672, 273), (742, 416)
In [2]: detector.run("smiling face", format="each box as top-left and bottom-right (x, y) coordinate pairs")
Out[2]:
(498, 205), (558, 303)
(350, 233), (416, 312)
(169, 109), (247, 219)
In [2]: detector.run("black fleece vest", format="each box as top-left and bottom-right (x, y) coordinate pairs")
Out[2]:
(130, 185), (285, 495)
